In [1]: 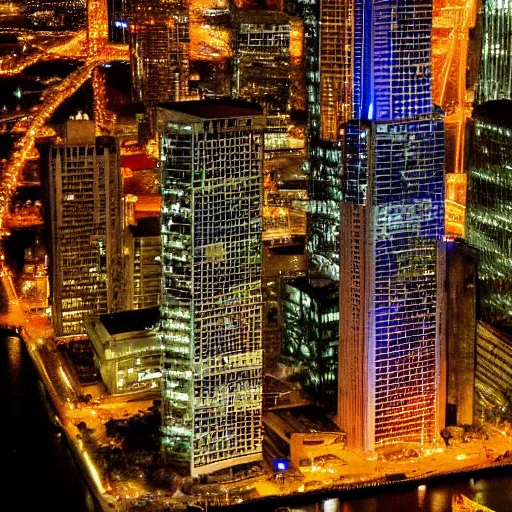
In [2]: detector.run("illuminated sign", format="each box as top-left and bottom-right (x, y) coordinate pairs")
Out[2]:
(114, 20), (128, 29)
(273, 459), (289, 472)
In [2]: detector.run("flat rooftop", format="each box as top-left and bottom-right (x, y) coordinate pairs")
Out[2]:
(158, 99), (263, 119)
(98, 306), (160, 336)
(265, 404), (341, 440)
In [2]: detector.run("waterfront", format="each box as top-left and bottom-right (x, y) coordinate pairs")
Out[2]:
(2, 333), (101, 512)
(3, 331), (512, 512)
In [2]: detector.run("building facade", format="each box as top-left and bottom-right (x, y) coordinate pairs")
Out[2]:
(476, 0), (512, 104)
(127, 0), (190, 105)
(157, 100), (264, 475)
(338, 0), (446, 451)
(46, 120), (124, 336)
(125, 217), (162, 310)
(233, 10), (294, 150)
(466, 102), (512, 324)
(445, 240), (478, 426)
(86, 307), (162, 395)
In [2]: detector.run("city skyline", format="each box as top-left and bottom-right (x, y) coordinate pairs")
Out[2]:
(1, 0), (512, 510)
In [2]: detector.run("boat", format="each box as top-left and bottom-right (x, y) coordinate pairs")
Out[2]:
(452, 493), (496, 512)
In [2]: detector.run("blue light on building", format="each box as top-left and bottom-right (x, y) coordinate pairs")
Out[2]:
(338, 0), (445, 451)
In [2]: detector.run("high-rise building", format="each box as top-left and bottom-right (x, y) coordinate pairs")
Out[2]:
(158, 100), (264, 475)
(127, 0), (190, 105)
(466, 101), (512, 324)
(284, 0), (350, 408)
(87, 0), (109, 54)
(43, 119), (124, 337)
(107, 0), (129, 43)
(232, 10), (297, 150)
(476, 0), (512, 104)
(125, 217), (162, 310)
(445, 240), (478, 426)
(338, 0), (445, 451)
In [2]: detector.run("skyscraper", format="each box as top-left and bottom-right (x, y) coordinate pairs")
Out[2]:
(476, 0), (512, 104)
(87, 0), (109, 54)
(467, 101), (512, 324)
(232, 10), (294, 150)
(127, 0), (190, 105)
(466, 0), (512, 326)
(44, 119), (124, 336)
(280, 0), (351, 409)
(158, 100), (264, 475)
(338, 0), (445, 451)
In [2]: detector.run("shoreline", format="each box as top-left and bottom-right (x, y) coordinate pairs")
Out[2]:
(4, 323), (512, 511)
(5, 325), (114, 512)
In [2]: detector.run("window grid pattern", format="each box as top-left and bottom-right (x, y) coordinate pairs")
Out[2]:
(467, 120), (512, 323)
(159, 111), (264, 474)
(128, 0), (190, 104)
(319, 0), (352, 140)
(50, 135), (123, 336)
(477, 0), (512, 104)
(372, 119), (444, 445)
(353, 0), (433, 121)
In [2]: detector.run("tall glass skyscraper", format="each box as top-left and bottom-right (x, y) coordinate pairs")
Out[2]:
(338, 0), (445, 451)
(467, 0), (512, 326)
(127, 0), (190, 105)
(467, 103), (512, 324)
(477, 0), (512, 104)
(158, 101), (264, 475)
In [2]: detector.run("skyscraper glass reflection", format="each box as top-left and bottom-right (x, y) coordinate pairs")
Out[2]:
(338, 0), (445, 451)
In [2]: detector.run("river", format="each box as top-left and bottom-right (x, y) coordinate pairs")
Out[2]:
(3, 333), (512, 512)
(2, 333), (100, 512)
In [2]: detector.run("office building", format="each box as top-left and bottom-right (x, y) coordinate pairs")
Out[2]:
(466, 101), (512, 324)
(445, 240), (478, 426)
(44, 119), (124, 337)
(86, 306), (162, 395)
(285, 0), (351, 407)
(232, 10), (296, 150)
(281, 277), (338, 407)
(476, 0), (512, 104)
(476, 321), (512, 422)
(127, 0), (190, 105)
(338, 0), (445, 451)
(107, 0), (130, 43)
(87, 0), (109, 54)
(158, 100), (264, 475)
(125, 217), (162, 310)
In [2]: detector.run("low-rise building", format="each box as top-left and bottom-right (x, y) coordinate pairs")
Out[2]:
(85, 306), (161, 395)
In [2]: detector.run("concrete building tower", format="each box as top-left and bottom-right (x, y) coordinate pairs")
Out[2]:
(127, 0), (190, 105)
(45, 119), (124, 336)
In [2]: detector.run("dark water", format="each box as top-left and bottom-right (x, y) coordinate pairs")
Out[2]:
(4, 332), (512, 512)
(2, 334), (100, 512)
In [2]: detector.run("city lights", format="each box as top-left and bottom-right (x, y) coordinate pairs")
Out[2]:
(2, 0), (512, 510)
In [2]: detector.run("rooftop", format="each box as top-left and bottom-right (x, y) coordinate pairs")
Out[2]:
(98, 306), (160, 336)
(473, 100), (512, 129)
(158, 99), (264, 120)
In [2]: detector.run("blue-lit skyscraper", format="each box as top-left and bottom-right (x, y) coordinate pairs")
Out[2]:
(338, 0), (445, 451)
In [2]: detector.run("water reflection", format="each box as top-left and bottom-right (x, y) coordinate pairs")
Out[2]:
(270, 472), (512, 512)
(1, 333), (100, 511)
